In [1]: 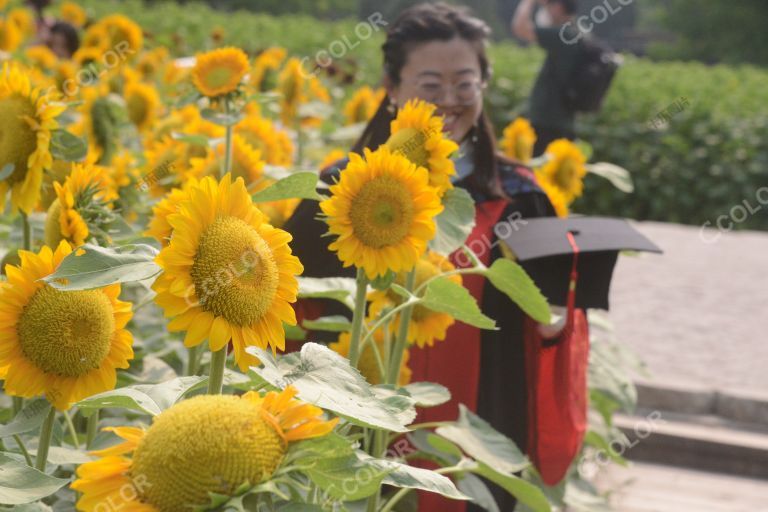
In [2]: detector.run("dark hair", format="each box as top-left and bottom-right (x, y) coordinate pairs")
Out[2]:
(549, 0), (578, 15)
(49, 21), (80, 57)
(351, 2), (505, 199)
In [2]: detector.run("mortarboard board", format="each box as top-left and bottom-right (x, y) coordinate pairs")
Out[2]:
(497, 216), (662, 310)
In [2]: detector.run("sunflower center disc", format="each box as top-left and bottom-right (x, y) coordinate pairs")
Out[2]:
(204, 67), (236, 90)
(130, 395), (285, 511)
(17, 286), (114, 377)
(127, 93), (149, 127)
(385, 127), (430, 169)
(555, 160), (577, 190)
(349, 175), (415, 248)
(0, 94), (38, 184)
(190, 216), (278, 326)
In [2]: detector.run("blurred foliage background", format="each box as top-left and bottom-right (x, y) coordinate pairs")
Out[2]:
(80, 0), (768, 230)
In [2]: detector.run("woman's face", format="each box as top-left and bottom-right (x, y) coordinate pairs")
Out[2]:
(388, 37), (486, 143)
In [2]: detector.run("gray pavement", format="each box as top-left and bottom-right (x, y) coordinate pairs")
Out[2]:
(608, 221), (768, 397)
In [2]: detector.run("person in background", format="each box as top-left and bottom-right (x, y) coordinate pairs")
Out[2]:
(285, 3), (565, 510)
(47, 21), (79, 59)
(512, 0), (580, 155)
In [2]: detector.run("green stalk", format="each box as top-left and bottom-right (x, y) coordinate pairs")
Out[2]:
(386, 269), (416, 384)
(62, 410), (79, 448)
(222, 99), (234, 178)
(13, 434), (33, 467)
(35, 408), (56, 472)
(21, 211), (31, 250)
(207, 346), (228, 394)
(12, 397), (23, 416)
(85, 412), (98, 449)
(186, 344), (201, 376)
(347, 267), (370, 368)
(366, 430), (387, 511)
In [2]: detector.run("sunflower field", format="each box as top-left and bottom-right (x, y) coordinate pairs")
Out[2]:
(0, 1), (643, 511)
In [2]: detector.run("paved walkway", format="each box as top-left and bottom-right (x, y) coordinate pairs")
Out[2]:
(598, 462), (768, 512)
(608, 222), (768, 396)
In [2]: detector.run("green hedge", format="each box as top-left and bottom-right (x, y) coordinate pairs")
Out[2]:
(75, 0), (768, 230)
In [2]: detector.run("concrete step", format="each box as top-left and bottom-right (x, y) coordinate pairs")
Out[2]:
(596, 461), (768, 512)
(613, 409), (768, 479)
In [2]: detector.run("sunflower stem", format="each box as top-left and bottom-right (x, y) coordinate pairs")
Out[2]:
(62, 410), (79, 448)
(21, 211), (31, 250)
(222, 99), (234, 178)
(365, 430), (387, 511)
(13, 434), (33, 467)
(187, 344), (201, 376)
(85, 411), (98, 449)
(348, 267), (370, 368)
(35, 408), (56, 472)
(12, 396), (23, 416)
(386, 269), (416, 384)
(207, 346), (228, 394)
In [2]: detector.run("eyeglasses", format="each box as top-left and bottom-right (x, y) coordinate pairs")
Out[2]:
(410, 78), (486, 106)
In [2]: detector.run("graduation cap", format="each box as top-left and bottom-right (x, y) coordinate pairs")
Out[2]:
(497, 216), (662, 310)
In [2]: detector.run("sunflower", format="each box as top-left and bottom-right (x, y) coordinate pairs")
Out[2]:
(44, 163), (118, 248)
(54, 60), (77, 97)
(73, 46), (104, 69)
(191, 47), (249, 98)
(124, 81), (162, 132)
(8, 8), (33, 38)
(343, 86), (385, 125)
(320, 146), (443, 280)
(81, 23), (108, 51)
(61, 1), (87, 28)
(0, 17), (22, 52)
(251, 46), (286, 91)
(256, 196), (300, 229)
(535, 138), (587, 203)
(141, 136), (186, 195)
(537, 176), (569, 218)
(24, 45), (58, 70)
(385, 99), (458, 197)
(500, 117), (537, 164)
(236, 116), (294, 166)
(72, 387), (336, 512)
(0, 63), (66, 214)
(277, 57), (307, 125)
(100, 14), (143, 56)
(145, 177), (199, 247)
(0, 241), (134, 410)
(136, 47), (169, 82)
(330, 329), (412, 386)
(152, 175), (303, 370)
(369, 251), (460, 348)
(188, 134), (265, 185)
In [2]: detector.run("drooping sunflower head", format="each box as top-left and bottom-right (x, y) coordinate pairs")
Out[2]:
(236, 116), (294, 167)
(72, 387), (336, 512)
(536, 138), (587, 203)
(251, 46), (287, 91)
(192, 47), (249, 98)
(60, 1), (87, 28)
(330, 329), (412, 386)
(124, 81), (162, 132)
(0, 241), (134, 410)
(0, 17), (22, 52)
(24, 45), (58, 70)
(343, 86), (385, 125)
(0, 62), (66, 213)
(44, 162), (118, 248)
(277, 57), (307, 124)
(500, 117), (537, 164)
(99, 14), (143, 56)
(536, 176), (569, 218)
(152, 174), (304, 369)
(369, 251), (460, 348)
(320, 146), (443, 280)
(385, 99), (459, 196)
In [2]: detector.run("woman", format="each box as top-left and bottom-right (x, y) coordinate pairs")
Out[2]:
(285, 3), (558, 510)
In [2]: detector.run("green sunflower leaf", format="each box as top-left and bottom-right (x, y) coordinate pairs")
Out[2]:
(0, 164), (14, 181)
(75, 388), (162, 417)
(49, 130), (87, 162)
(42, 243), (161, 291)
(0, 453), (69, 505)
(297, 277), (357, 310)
(301, 315), (352, 333)
(0, 400), (51, 438)
(248, 342), (413, 432)
(430, 187), (476, 257)
(251, 172), (322, 202)
(482, 258), (551, 324)
(421, 278), (496, 330)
